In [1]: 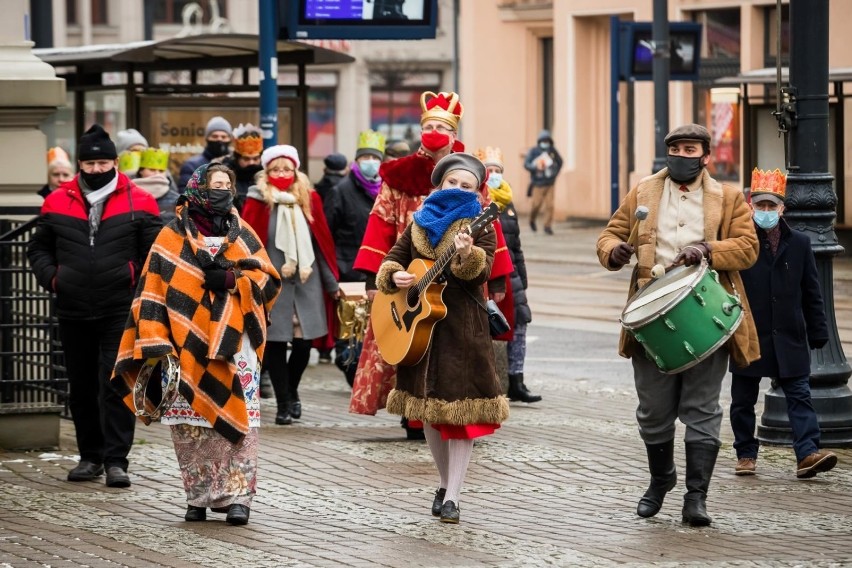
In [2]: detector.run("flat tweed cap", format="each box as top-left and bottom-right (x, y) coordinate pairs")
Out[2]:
(664, 123), (711, 146)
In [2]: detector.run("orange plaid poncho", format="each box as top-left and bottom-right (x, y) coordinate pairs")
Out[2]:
(111, 205), (281, 443)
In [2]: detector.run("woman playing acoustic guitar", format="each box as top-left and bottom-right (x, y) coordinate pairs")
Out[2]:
(376, 153), (510, 524)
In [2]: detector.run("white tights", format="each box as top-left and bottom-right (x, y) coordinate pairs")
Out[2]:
(423, 423), (474, 505)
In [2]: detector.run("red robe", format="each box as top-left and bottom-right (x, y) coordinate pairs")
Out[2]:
(242, 190), (339, 350)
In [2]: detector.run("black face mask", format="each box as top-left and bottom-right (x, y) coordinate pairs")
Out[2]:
(80, 167), (117, 190)
(666, 155), (704, 184)
(207, 190), (234, 215)
(235, 163), (262, 182)
(206, 140), (230, 158)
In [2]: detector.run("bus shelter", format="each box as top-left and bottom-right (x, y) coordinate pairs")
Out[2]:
(34, 33), (354, 178)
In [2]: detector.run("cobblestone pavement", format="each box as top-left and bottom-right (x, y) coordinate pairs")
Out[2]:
(3, 221), (852, 567)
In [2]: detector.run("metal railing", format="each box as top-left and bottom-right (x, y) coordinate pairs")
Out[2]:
(0, 217), (68, 415)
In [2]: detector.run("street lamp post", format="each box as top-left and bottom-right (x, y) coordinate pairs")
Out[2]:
(651, 0), (669, 174)
(758, 0), (852, 446)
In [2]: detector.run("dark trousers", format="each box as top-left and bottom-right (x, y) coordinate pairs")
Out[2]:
(58, 315), (136, 470)
(265, 339), (312, 411)
(730, 374), (820, 462)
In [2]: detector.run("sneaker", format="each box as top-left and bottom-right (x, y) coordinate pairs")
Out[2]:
(735, 457), (757, 476)
(797, 450), (838, 479)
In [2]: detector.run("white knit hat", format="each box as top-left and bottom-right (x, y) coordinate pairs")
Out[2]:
(261, 144), (301, 170)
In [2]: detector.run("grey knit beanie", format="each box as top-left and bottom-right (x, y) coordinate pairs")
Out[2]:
(115, 128), (148, 154)
(205, 116), (233, 138)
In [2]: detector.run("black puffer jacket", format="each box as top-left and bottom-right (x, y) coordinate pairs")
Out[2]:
(323, 171), (376, 282)
(27, 173), (163, 320)
(500, 203), (531, 325)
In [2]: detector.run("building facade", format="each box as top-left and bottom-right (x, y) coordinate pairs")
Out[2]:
(458, 0), (852, 223)
(41, 0), (458, 178)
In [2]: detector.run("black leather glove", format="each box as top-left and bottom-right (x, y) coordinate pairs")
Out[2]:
(673, 243), (710, 267)
(810, 338), (828, 350)
(609, 243), (635, 268)
(202, 267), (229, 291)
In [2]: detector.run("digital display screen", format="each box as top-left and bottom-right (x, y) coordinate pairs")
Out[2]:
(631, 29), (699, 76)
(302, 0), (426, 22)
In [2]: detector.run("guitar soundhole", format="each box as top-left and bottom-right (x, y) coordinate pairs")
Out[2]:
(405, 288), (419, 310)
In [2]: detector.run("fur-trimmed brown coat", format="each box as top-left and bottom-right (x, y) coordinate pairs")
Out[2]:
(376, 219), (510, 426)
(596, 168), (760, 368)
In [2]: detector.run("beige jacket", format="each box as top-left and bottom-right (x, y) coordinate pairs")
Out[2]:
(596, 168), (761, 368)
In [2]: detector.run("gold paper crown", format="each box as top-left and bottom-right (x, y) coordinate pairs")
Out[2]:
(118, 151), (141, 173)
(475, 146), (504, 168)
(420, 91), (463, 130)
(139, 147), (170, 171)
(47, 146), (70, 165)
(233, 123), (264, 156)
(357, 129), (386, 154)
(750, 168), (787, 200)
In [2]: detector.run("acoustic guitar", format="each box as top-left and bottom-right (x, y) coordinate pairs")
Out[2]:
(372, 203), (500, 366)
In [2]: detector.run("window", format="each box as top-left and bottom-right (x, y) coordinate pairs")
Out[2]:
(307, 90), (336, 159)
(369, 70), (441, 149)
(66, 0), (108, 25)
(693, 8), (740, 59)
(152, 0), (227, 25)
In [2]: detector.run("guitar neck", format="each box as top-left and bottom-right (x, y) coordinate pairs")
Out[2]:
(414, 245), (459, 296)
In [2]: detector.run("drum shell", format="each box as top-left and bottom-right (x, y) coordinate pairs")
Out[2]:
(621, 265), (743, 374)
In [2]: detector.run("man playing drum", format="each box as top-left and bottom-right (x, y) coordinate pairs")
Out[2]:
(596, 123), (760, 527)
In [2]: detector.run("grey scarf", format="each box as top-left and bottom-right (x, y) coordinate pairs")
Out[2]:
(79, 175), (119, 246)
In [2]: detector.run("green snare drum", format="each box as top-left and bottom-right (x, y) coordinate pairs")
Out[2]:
(620, 261), (743, 374)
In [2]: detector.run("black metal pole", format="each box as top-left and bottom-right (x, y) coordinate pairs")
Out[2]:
(651, 0), (669, 174)
(758, 0), (852, 447)
(144, 0), (155, 41)
(29, 0), (53, 48)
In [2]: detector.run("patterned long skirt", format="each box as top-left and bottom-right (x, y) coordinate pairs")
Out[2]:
(349, 320), (396, 415)
(170, 424), (259, 508)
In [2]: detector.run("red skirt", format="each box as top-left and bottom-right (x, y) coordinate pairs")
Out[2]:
(431, 423), (500, 440)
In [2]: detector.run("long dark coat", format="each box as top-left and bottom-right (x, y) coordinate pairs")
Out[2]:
(731, 219), (828, 379)
(324, 171), (375, 282)
(376, 218), (510, 426)
(500, 203), (531, 325)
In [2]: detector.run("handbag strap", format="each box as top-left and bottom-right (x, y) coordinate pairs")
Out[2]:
(444, 266), (489, 313)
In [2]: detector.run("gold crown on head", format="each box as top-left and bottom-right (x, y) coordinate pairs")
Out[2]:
(750, 168), (786, 200)
(118, 151), (141, 173)
(475, 146), (503, 168)
(233, 123), (264, 156)
(139, 147), (170, 171)
(420, 91), (463, 130)
(357, 129), (386, 154)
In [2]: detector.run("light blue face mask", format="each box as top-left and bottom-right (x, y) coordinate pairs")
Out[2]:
(358, 158), (381, 179)
(753, 209), (780, 230)
(486, 172), (503, 189)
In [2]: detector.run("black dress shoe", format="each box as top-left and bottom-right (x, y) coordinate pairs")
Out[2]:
(184, 506), (206, 522)
(544, 226), (554, 235)
(431, 488), (446, 517)
(290, 400), (302, 419)
(275, 409), (293, 425)
(440, 500), (460, 524)
(67, 461), (104, 482)
(105, 466), (131, 488)
(226, 504), (250, 526)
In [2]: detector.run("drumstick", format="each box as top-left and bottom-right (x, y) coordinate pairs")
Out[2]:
(627, 206), (649, 248)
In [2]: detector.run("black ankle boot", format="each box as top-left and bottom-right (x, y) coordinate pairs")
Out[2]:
(184, 505), (206, 521)
(507, 373), (542, 403)
(275, 406), (293, 425)
(637, 440), (677, 518)
(682, 442), (719, 527)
